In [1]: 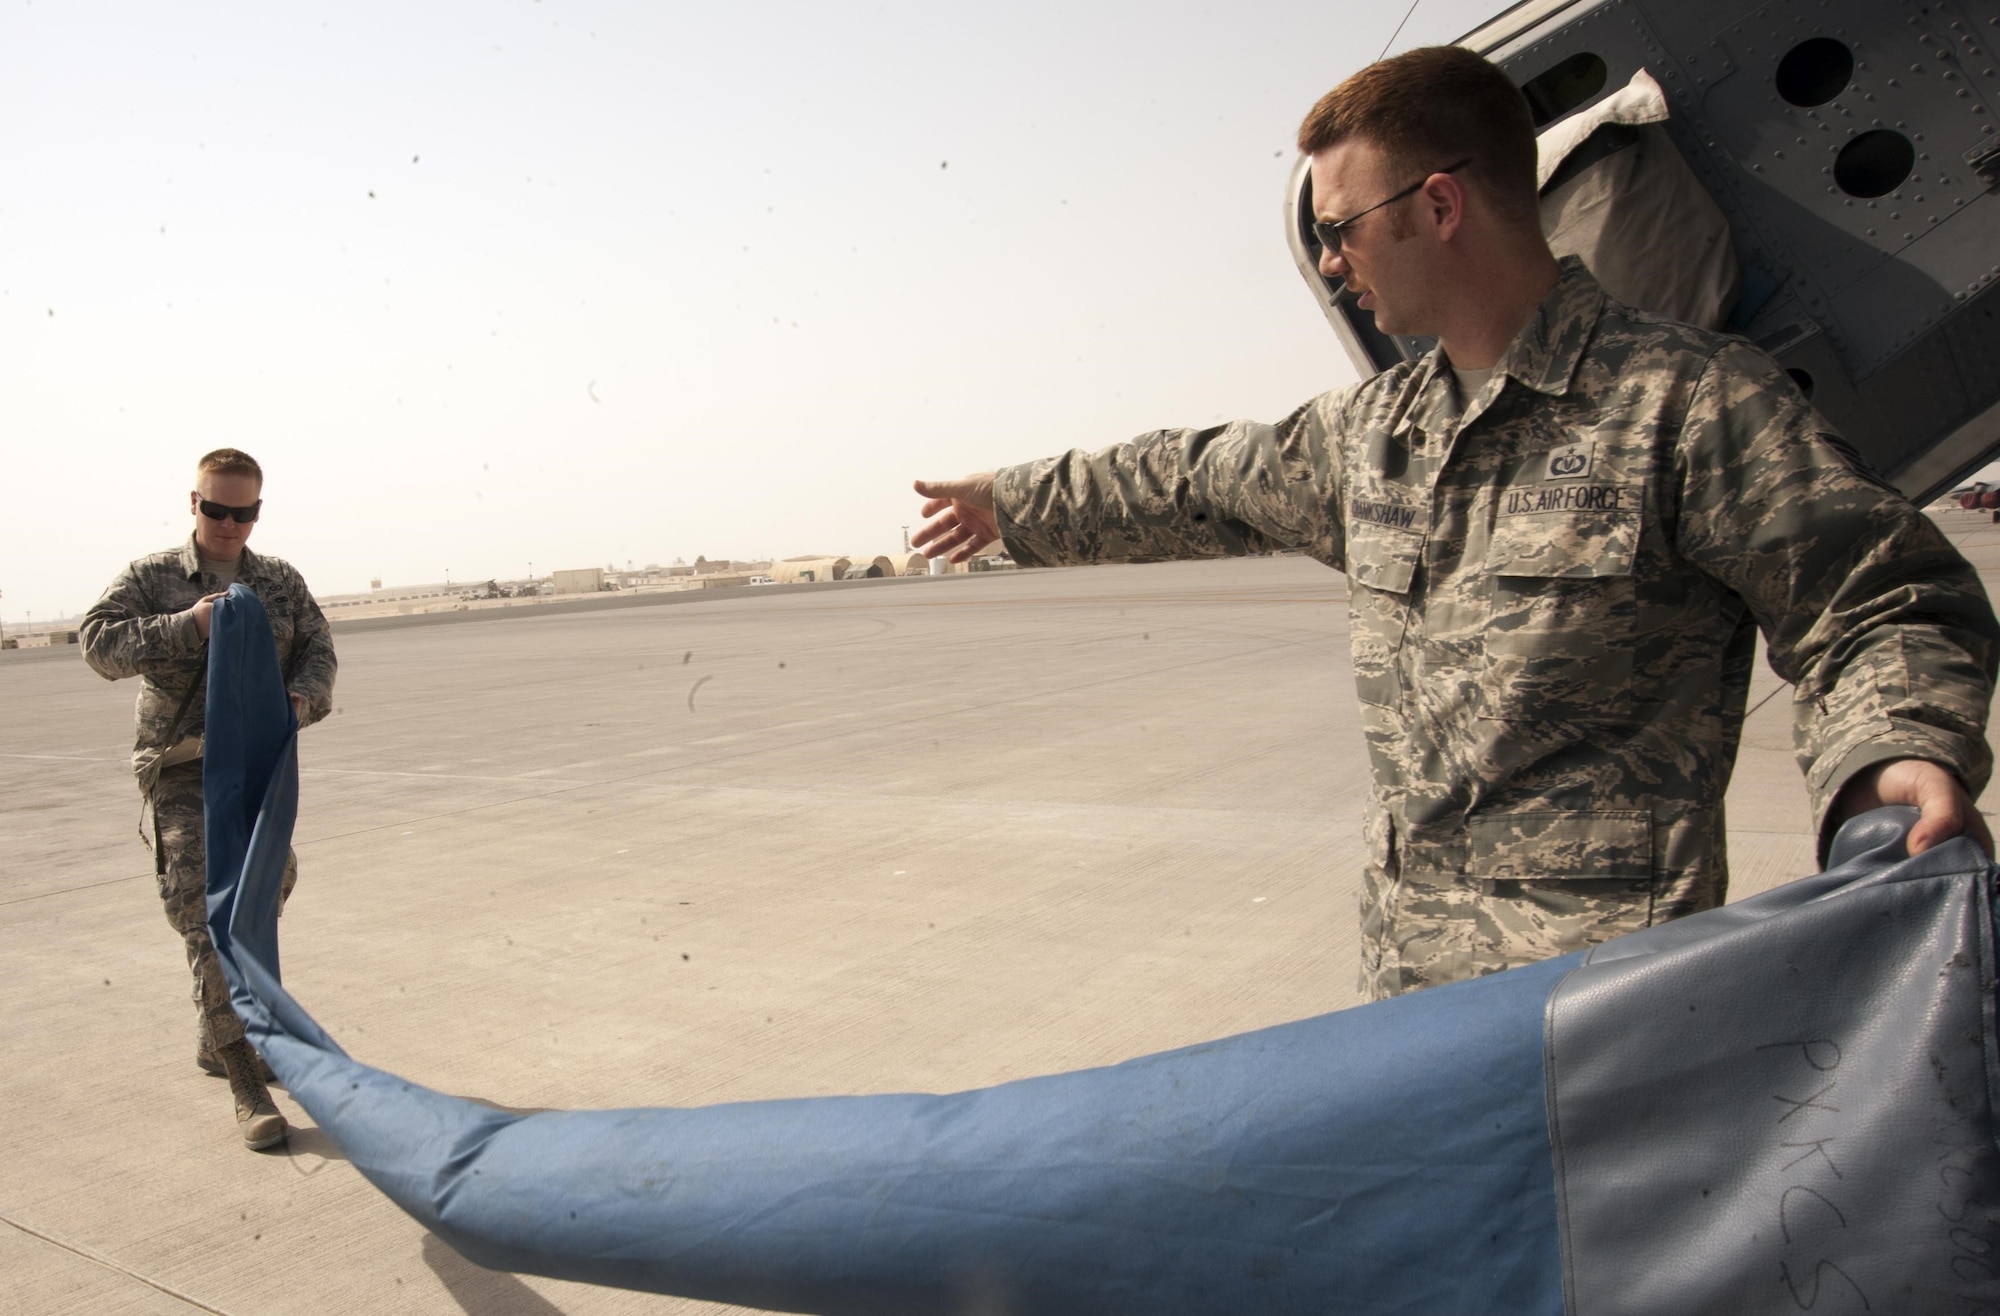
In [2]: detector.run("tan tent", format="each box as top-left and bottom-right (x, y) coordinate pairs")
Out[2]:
(771, 557), (849, 584)
(840, 555), (898, 580)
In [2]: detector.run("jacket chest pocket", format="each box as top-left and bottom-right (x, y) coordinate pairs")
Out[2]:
(262, 595), (296, 661)
(1480, 504), (1639, 723)
(1346, 522), (1422, 709)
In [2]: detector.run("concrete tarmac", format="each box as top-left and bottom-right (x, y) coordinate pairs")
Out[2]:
(5, 534), (1999, 1315)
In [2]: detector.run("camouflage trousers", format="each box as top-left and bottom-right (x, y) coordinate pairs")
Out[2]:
(150, 761), (297, 1049)
(1358, 850), (1725, 1001)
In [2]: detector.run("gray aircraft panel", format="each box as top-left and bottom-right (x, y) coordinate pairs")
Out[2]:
(1286, 0), (2000, 504)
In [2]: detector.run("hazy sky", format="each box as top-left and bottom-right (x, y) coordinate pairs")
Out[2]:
(3, 0), (1502, 623)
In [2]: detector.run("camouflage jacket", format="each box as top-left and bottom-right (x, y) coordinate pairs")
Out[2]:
(82, 536), (337, 787)
(996, 258), (1998, 895)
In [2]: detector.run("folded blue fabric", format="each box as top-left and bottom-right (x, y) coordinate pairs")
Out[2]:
(204, 585), (2000, 1315)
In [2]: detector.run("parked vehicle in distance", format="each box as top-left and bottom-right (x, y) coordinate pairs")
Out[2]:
(748, 575), (776, 586)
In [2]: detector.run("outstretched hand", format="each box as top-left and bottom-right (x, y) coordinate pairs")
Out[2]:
(1834, 757), (1992, 857)
(912, 475), (1001, 564)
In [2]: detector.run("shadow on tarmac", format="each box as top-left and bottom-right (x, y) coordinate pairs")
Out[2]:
(423, 1232), (568, 1314)
(278, 1124), (348, 1173)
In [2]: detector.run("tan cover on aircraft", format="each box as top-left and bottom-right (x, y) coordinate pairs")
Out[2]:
(1537, 69), (1740, 331)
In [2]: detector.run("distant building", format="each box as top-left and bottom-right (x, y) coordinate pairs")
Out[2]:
(552, 568), (605, 595)
(321, 580), (484, 612)
(689, 556), (768, 575)
(609, 564), (762, 591)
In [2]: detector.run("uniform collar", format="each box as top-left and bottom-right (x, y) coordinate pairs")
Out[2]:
(1401, 256), (1600, 435)
(1405, 353), (1460, 438)
(180, 533), (261, 582)
(1492, 254), (1603, 398)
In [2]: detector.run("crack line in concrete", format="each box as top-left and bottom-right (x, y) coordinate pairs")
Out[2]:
(0, 752), (124, 762)
(1743, 684), (1789, 718)
(0, 1212), (235, 1315)
(0, 871), (147, 907)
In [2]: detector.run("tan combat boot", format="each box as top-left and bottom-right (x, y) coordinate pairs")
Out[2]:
(197, 1040), (276, 1083)
(218, 1039), (288, 1150)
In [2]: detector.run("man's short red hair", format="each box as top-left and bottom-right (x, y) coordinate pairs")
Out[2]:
(1297, 46), (1540, 224)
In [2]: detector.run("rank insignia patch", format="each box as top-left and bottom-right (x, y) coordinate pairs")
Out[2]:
(1545, 442), (1593, 480)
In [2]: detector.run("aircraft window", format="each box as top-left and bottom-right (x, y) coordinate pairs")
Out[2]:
(1775, 37), (1854, 107)
(1521, 53), (1608, 128)
(1786, 368), (1816, 399)
(1834, 130), (1916, 199)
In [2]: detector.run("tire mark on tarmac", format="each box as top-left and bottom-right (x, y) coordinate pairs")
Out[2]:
(302, 767), (598, 785)
(315, 591), (1320, 724)
(296, 609), (1340, 800)
(324, 609), (903, 711)
(790, 593), (1343, 609)
(298, 639), (1314, 848)
(3, 612), (1341, 903)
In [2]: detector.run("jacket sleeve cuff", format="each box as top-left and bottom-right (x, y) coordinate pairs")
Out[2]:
(994, 461), (1065, 569)
(173, 609), (204, 656)
(287, 686), (331, 727)
(1811, 734), (1980, 865)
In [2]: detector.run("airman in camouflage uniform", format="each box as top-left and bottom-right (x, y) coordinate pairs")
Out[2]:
(914, 48), (1998, 1000)
(82, 448), (335, 1147)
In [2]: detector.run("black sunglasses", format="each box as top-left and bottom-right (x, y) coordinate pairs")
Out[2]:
(198, 497), (262, 524)
(1311, 158), (1472, 254)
